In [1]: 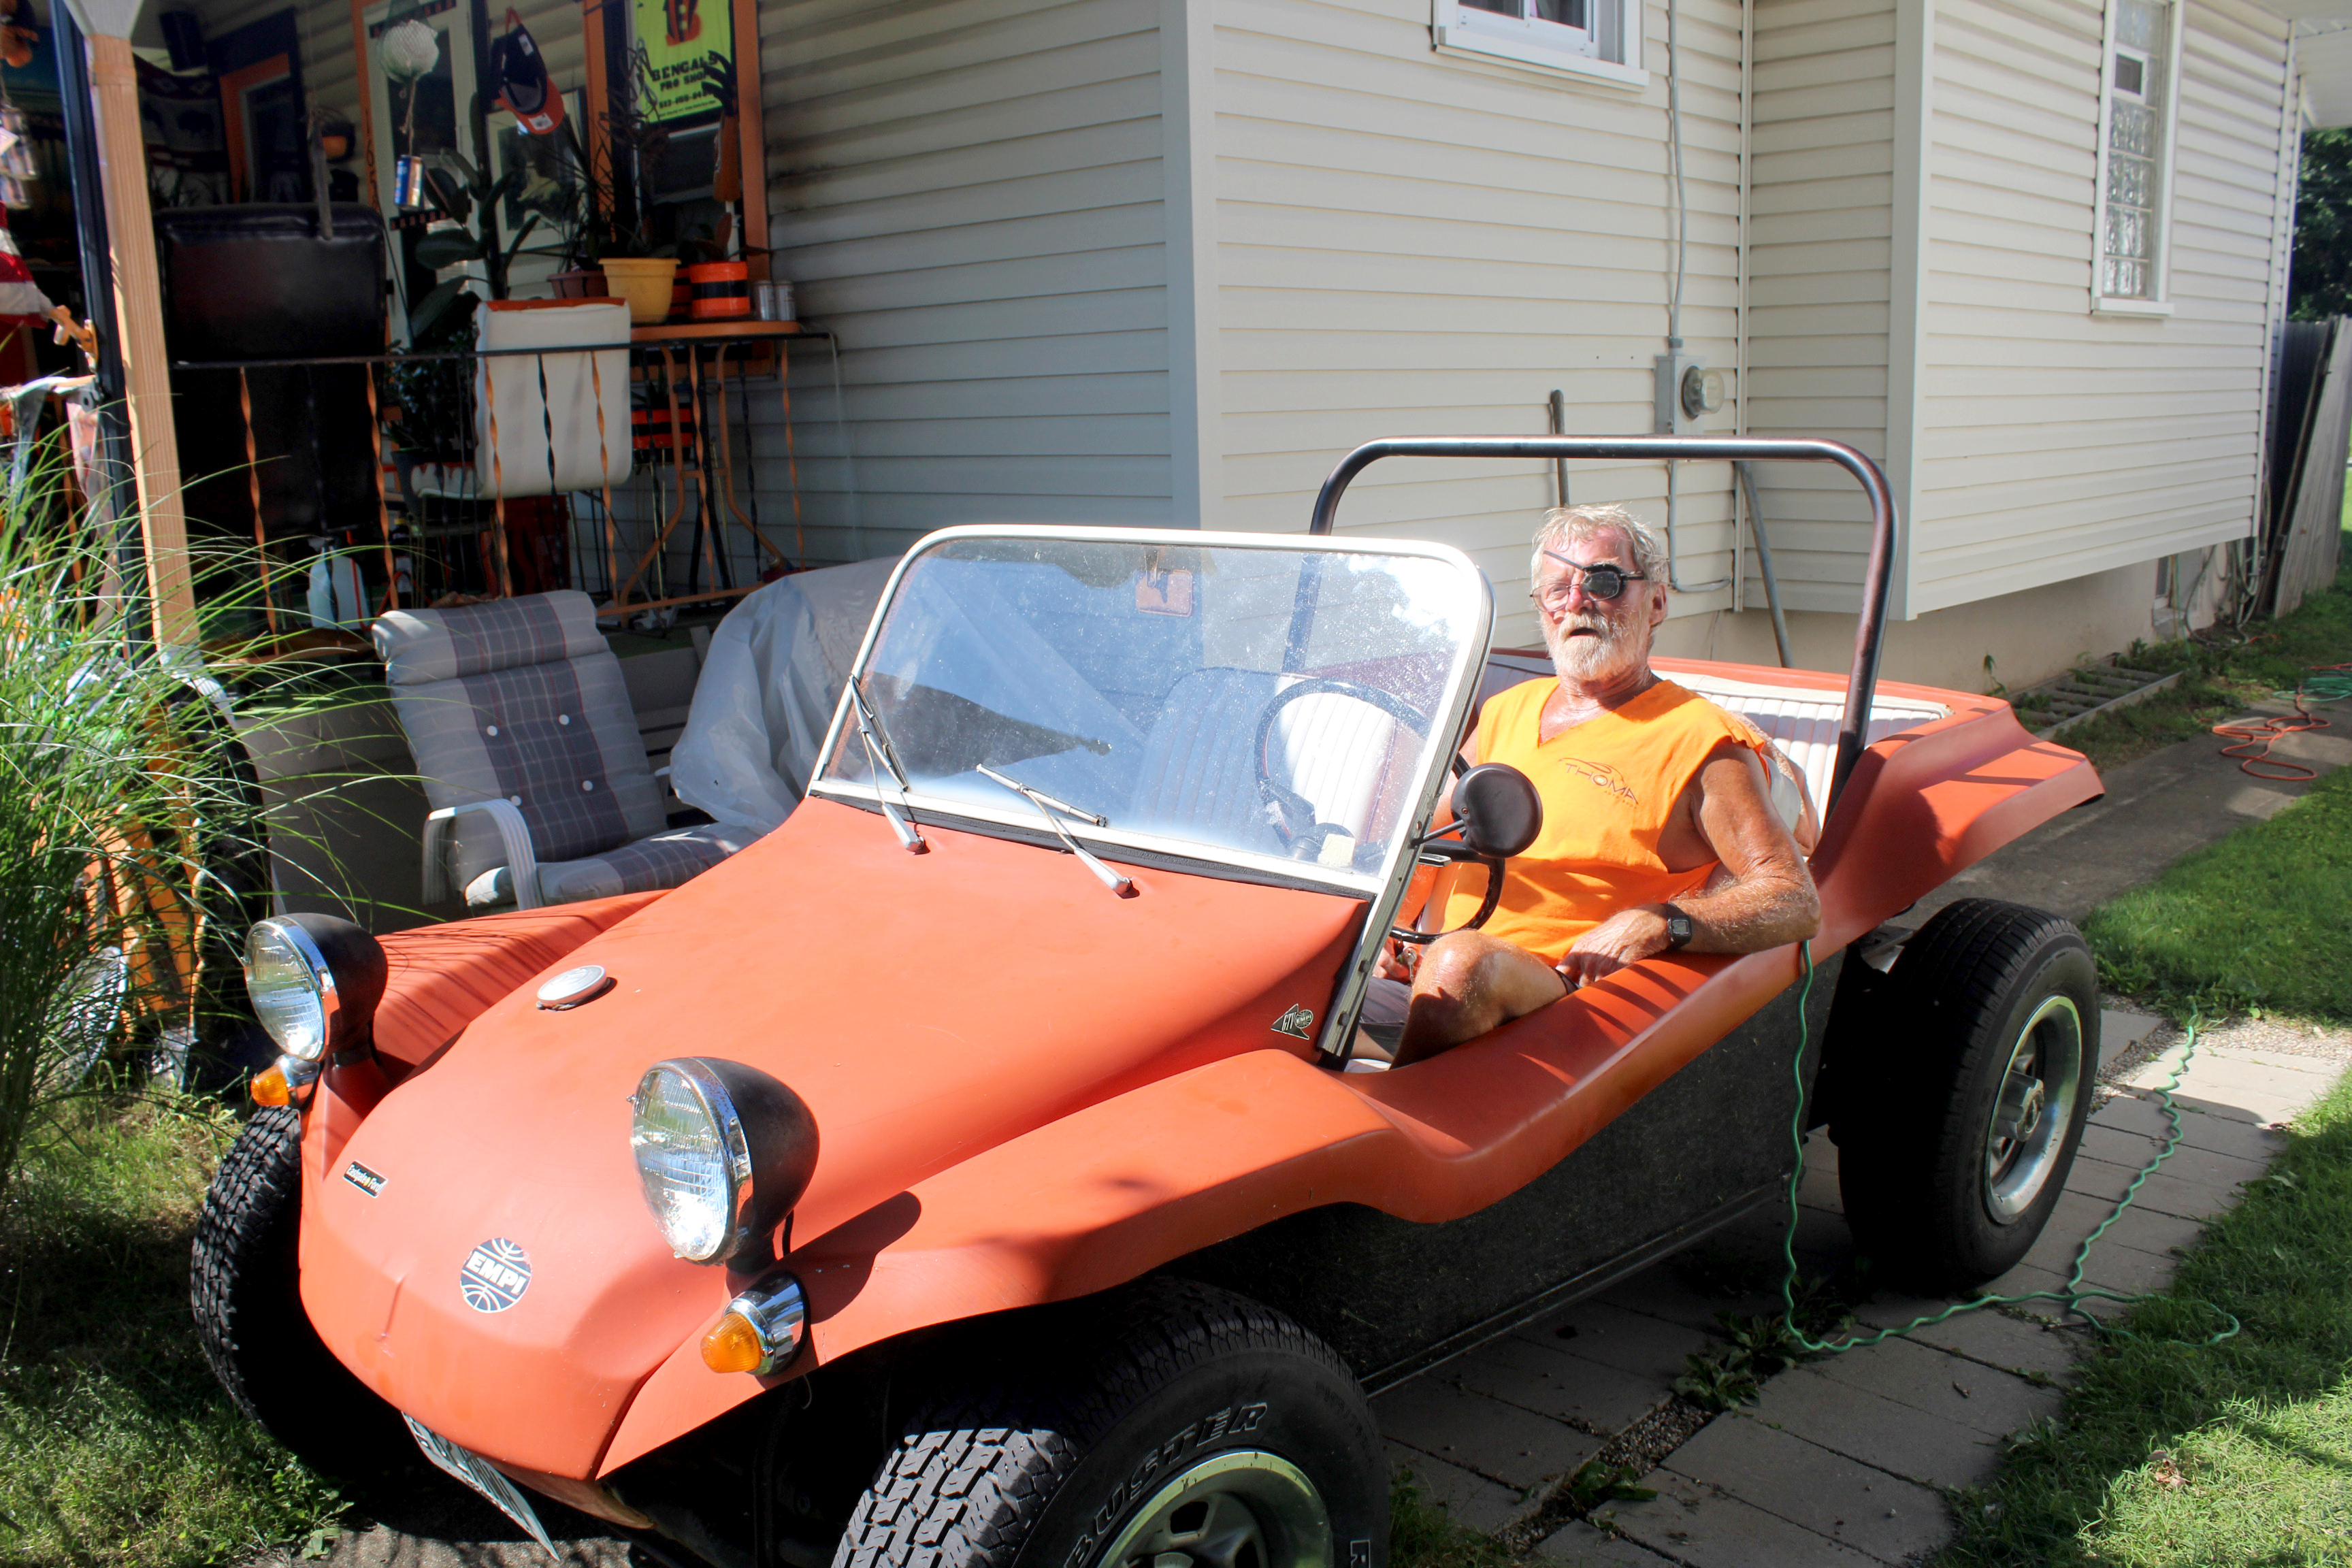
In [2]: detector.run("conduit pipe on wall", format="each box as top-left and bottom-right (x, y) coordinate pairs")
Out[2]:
(1734, 460), (1793, 667)
(1661, 0), (1729, 595)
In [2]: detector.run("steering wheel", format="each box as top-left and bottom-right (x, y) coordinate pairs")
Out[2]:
(1252, 679), (1430, 864)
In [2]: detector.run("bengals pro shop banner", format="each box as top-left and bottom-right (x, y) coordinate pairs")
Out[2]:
(634, 0), (730, 124)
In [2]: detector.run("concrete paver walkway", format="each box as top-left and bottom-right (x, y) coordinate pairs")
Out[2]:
(1380, 1022), (2344, 1567)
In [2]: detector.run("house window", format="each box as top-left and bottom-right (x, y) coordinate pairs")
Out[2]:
(2095, 0), (2180, 308)
(1432, 0), (1642, 84)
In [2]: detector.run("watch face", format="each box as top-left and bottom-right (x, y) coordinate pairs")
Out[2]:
(1667, 915), (1694, 947)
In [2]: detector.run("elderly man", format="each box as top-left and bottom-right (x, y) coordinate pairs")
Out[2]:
(1364, 504), (1821, 1067)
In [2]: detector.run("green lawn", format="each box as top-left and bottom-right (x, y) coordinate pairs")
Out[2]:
(2082, 761), (2352, 1024)
(2029, 534), (2352, 774)
(0, 1097), (343, 1567)
(1938, 1068), (2352, 1567)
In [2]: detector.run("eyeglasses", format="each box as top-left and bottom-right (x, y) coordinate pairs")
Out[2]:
(1531, 549), (1648, 609)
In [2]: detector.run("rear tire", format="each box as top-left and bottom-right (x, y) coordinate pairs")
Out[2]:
(191, 1106), (438, 1494)
(830, 1279), (1386, 1568)
(1835, 898), (2100, 1292)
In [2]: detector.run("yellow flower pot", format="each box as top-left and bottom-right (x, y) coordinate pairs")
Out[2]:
(600, 257), (679, 325)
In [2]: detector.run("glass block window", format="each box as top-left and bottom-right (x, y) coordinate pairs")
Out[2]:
(2098, 0), (2177, 303)
(1433, 0), (1637, 77)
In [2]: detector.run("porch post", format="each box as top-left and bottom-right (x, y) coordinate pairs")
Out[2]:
(60, 0), (199, 647)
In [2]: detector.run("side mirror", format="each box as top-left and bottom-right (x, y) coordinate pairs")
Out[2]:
(1453, 764), (1542, 858)
(1388, 764), (1543, 948)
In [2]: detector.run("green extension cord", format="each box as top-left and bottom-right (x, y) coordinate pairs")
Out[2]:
(1774, 939), (2242, 1354)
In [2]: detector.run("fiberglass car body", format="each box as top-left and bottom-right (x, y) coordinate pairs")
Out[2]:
(195, 436), (2104, 1568)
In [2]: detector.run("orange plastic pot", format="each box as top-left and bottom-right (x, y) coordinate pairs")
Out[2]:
(685, 261), (750, 320)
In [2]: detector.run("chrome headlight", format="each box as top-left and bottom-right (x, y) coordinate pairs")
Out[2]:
(244, 916), (385, 1062)
(630, 1058), (819, 1270)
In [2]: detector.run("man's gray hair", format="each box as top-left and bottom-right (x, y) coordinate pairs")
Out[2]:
(1532, 504), (1666, 587)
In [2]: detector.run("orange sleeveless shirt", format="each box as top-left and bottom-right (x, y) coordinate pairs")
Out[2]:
(1440, 678), (1776, 960)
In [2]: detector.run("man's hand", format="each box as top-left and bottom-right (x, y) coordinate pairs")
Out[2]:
(1555, 740), (1820, 990)
(1375, 938), (1418, 982)
(1556, 906), (1672, 987)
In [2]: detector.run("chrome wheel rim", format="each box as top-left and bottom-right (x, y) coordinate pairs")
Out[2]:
(1092, 1450), (1333, 1568)
(1982, 994), (2083, 1224)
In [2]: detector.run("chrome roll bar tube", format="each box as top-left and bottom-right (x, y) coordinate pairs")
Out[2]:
(1304, 435), (1898, 814)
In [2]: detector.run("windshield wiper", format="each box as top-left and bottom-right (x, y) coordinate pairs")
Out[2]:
(849, 679), (926, 853)
(975, 764), (1134, 897)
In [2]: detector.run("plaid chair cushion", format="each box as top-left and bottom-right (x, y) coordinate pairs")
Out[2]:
(535, 826), (745, 904)
(376, 591), (610, 685)
(376, 591), (666, 892)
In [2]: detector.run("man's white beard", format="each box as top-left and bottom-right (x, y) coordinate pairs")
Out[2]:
(1548, 615), (1635, 681)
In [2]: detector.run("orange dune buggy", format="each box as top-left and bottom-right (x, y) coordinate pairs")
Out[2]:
(193, 437), (2102, 1568)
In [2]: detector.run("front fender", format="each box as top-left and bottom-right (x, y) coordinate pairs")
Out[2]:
(298, 893), (668, 1203)
(369, 891), (667, 1076)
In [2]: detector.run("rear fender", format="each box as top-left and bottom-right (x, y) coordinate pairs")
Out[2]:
(1809, 701), (2099, 944)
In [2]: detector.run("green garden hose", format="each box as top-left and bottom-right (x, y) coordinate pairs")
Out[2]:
(1775, 940), (2240, 1354)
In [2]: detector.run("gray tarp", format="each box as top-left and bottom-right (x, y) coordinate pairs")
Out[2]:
(668, 557), (899, 837)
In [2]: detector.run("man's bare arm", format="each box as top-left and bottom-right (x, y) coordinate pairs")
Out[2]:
(1556, 742), (1819, 985)
(1677, 742), (1819, 951)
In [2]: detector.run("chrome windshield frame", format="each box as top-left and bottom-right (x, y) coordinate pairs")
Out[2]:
(806, 525), (1496, 1062)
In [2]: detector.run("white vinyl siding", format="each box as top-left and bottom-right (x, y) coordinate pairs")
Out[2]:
(176, 0), (2300, 621)
(1740, 0), (1899, 613)
(1209, 0), (1748, 646)
(1907, 0), (2287, 614)
(756, 0), (1175, 561)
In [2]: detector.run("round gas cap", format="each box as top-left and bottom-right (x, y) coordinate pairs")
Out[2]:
(536, 964), (613, 1010)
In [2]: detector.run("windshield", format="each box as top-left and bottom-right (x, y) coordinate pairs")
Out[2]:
(813, 533), (1488, 886)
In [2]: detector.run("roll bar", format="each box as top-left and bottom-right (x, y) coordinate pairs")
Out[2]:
(1305, 435), (1898, 813)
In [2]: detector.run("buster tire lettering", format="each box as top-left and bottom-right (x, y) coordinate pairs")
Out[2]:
(1071, 1403), (1273, 1562)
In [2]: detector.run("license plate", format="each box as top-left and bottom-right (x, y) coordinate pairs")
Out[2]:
(403, 1414), (558, 1558)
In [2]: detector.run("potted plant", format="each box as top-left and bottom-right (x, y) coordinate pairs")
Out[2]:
(590, 46), (741, 323)
(531, 119), (616, 299)
(405, 152), (545, 337)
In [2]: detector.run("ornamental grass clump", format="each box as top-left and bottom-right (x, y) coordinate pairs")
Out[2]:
(0, 494), (276, 1208)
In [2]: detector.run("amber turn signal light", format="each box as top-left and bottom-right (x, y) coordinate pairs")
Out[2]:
(700, 1275), (807, 1376)
(701, 1312), (764, 1374)
(250, 1064), (291, 1107)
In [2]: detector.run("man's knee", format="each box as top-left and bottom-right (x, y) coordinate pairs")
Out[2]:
(1403, 931), (1544, 1049)
(1416, 930), (1503, 998)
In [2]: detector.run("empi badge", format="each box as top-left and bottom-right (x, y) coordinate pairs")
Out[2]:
(459, 1238), (533, 1313)
(1271, 1003), (1315, 1039)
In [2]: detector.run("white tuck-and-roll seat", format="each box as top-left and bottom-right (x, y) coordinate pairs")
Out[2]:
(1129, 668), (1415, 864)
(1477, 652), (1950, 840)
(1125, 657), (1950, 866)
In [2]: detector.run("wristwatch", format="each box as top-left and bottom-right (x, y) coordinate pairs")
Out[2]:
(1661, 904), (1695, 951)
